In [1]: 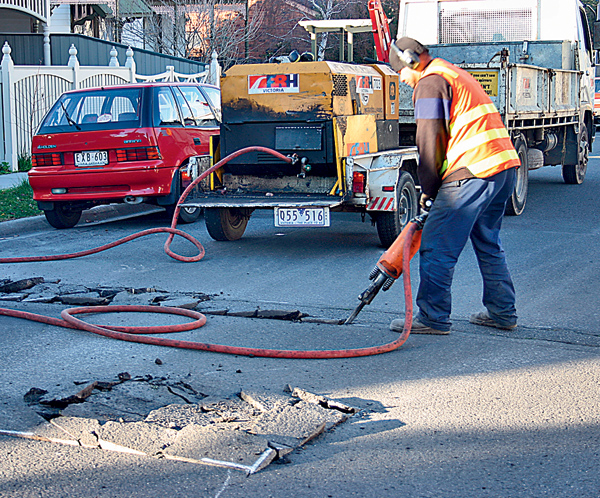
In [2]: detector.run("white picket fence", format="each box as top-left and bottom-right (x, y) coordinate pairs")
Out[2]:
(0, 42), (221, 171)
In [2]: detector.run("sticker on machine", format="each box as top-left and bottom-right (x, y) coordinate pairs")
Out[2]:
(355, 76), (381, 94)
(248, 74), (300, 94)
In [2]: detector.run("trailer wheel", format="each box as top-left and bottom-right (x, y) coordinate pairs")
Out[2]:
(562, 123), (589, 185)
(44, 203), (83, 229)
(376, 172), (418, 247)
(505, 139), (529, 216)
(205, 208), (250, 241)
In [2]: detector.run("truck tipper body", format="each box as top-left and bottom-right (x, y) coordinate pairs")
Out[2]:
(397, 0), (595, 214)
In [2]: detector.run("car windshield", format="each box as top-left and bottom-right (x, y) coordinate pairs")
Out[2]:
(595, 79), (600, 93)
(38, 87), (142, 134)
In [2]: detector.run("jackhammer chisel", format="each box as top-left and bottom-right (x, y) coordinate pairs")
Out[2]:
(344, 211), (428, 325)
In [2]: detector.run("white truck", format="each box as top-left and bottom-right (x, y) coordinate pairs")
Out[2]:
(397, 0), (595, 214)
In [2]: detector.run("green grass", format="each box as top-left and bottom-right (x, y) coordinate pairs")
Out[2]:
(0, 179), (42, 221)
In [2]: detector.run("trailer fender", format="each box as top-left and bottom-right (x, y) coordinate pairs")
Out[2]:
(348, 148), (418, 212)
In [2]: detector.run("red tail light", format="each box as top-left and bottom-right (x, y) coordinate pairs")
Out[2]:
(352, 171), (366, 193)
(32, 153), (62, 167)
(116, 146), (161, 162)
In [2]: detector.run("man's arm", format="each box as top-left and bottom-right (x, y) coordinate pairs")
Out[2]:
(414, 74), (452, 201)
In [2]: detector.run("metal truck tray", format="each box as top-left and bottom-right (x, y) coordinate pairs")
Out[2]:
(179, 192), (346, 209)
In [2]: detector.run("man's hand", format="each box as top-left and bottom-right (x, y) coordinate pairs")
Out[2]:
(420, 193), (432, 210)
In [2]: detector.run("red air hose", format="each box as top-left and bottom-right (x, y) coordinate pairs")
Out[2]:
(0, 147), (417, 358)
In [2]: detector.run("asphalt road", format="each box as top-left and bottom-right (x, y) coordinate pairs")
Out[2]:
(0, 143), (599, 497)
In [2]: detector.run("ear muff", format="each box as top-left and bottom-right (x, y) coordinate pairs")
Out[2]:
(390, 44), (422, 70)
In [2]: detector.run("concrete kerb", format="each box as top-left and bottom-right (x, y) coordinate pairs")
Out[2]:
(0, 172), (28, 189)
(0, 203), (164, 237)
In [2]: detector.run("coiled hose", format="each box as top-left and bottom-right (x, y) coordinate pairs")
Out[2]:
(0, 147), (416, 358)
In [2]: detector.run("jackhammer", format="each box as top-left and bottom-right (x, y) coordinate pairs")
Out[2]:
(344, 209), (429, 325)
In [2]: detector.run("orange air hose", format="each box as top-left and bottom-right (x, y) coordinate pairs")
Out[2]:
(0, 147), (417, 358)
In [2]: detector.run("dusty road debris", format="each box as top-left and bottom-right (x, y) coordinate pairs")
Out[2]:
(0, 277), (347, 324)
(0, 277), (210, 307)
(14, 375), (357, 474)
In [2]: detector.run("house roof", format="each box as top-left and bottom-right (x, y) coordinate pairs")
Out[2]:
(118, 0), (152, 17)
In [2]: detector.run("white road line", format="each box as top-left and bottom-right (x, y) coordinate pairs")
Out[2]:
(214, 470), (232, 498)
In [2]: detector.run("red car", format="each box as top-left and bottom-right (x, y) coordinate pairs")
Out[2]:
(29, 82), (220, 228)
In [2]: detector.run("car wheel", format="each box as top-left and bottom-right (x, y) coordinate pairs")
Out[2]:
(205, 208), (251, 241)
(164, 205), (202, 224)
(376, 172), (418, 247)
(44, 204), (82, 229)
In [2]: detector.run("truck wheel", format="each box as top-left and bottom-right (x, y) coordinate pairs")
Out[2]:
(505, 139), (529, 216)
(44, 203), (83, 229)
(165, 205), (201, 224)
(205, 208), (250, 241)
(376, 172), (418, 247)
(562, 123), (589, 185)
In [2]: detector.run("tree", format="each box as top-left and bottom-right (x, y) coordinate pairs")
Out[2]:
(121, 0), (265, 67)
(251, 0), (397, 63)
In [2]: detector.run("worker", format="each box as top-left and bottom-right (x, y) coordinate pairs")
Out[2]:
(388, 37), (519, 334)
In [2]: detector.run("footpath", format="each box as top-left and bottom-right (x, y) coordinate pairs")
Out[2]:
(0, 172), (28, 189)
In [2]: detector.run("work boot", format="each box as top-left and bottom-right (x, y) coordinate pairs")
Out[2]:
(390, 317), (450, 335)
(469, 311), (516, 330)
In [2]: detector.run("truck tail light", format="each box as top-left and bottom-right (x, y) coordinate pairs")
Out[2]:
(116, 146), (161, 162)
(32, 153), (62, 167)
(352, 171), (366, 193)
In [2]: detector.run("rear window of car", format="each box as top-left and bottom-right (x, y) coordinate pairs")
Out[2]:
(38, 87), (142, 134)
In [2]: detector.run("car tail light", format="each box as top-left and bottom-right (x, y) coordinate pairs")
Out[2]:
(32, 153), (62, 167)
(115, 146), (161, 162)
(352, 171), (366, 193)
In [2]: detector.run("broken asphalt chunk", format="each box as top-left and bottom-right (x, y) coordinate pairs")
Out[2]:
(110, 290), (166, 306)
(0, 293), (26, 302)
(227, 310), (258, 318)
(290, 386), (359, 414)
(256, 309), (306, 320)
(158, 298), (200, 309)
(23, 388), (49, 405)
(0, 277), (44, 293)
(59, 293), (110, 306)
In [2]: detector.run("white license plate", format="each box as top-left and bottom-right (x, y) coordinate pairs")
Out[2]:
(74, 150), (108, 167)
(275, 207), (330, 227)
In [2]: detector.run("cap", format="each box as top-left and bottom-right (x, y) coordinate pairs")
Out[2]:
(390, 37), (429, 70)
(395, 37), (428, 56)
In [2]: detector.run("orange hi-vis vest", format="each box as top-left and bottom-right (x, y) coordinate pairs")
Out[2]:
(420, 58), (520, 180)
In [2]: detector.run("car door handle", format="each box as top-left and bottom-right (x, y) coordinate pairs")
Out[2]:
(193, 137), (201, 145)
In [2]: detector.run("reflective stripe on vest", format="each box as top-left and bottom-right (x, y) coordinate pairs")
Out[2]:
(445, 127), (511, 165)
(465, 149), (520, 177)
(449, 103), (499, 136)
(421, 59), (519, 179)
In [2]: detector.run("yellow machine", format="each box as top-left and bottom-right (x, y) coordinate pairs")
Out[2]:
(181, 60), (420, 247)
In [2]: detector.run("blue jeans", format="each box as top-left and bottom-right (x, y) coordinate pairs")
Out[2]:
(416, 168), (517, 331)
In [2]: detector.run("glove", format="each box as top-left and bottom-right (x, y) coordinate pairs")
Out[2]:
(420, 193), (432, 211)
